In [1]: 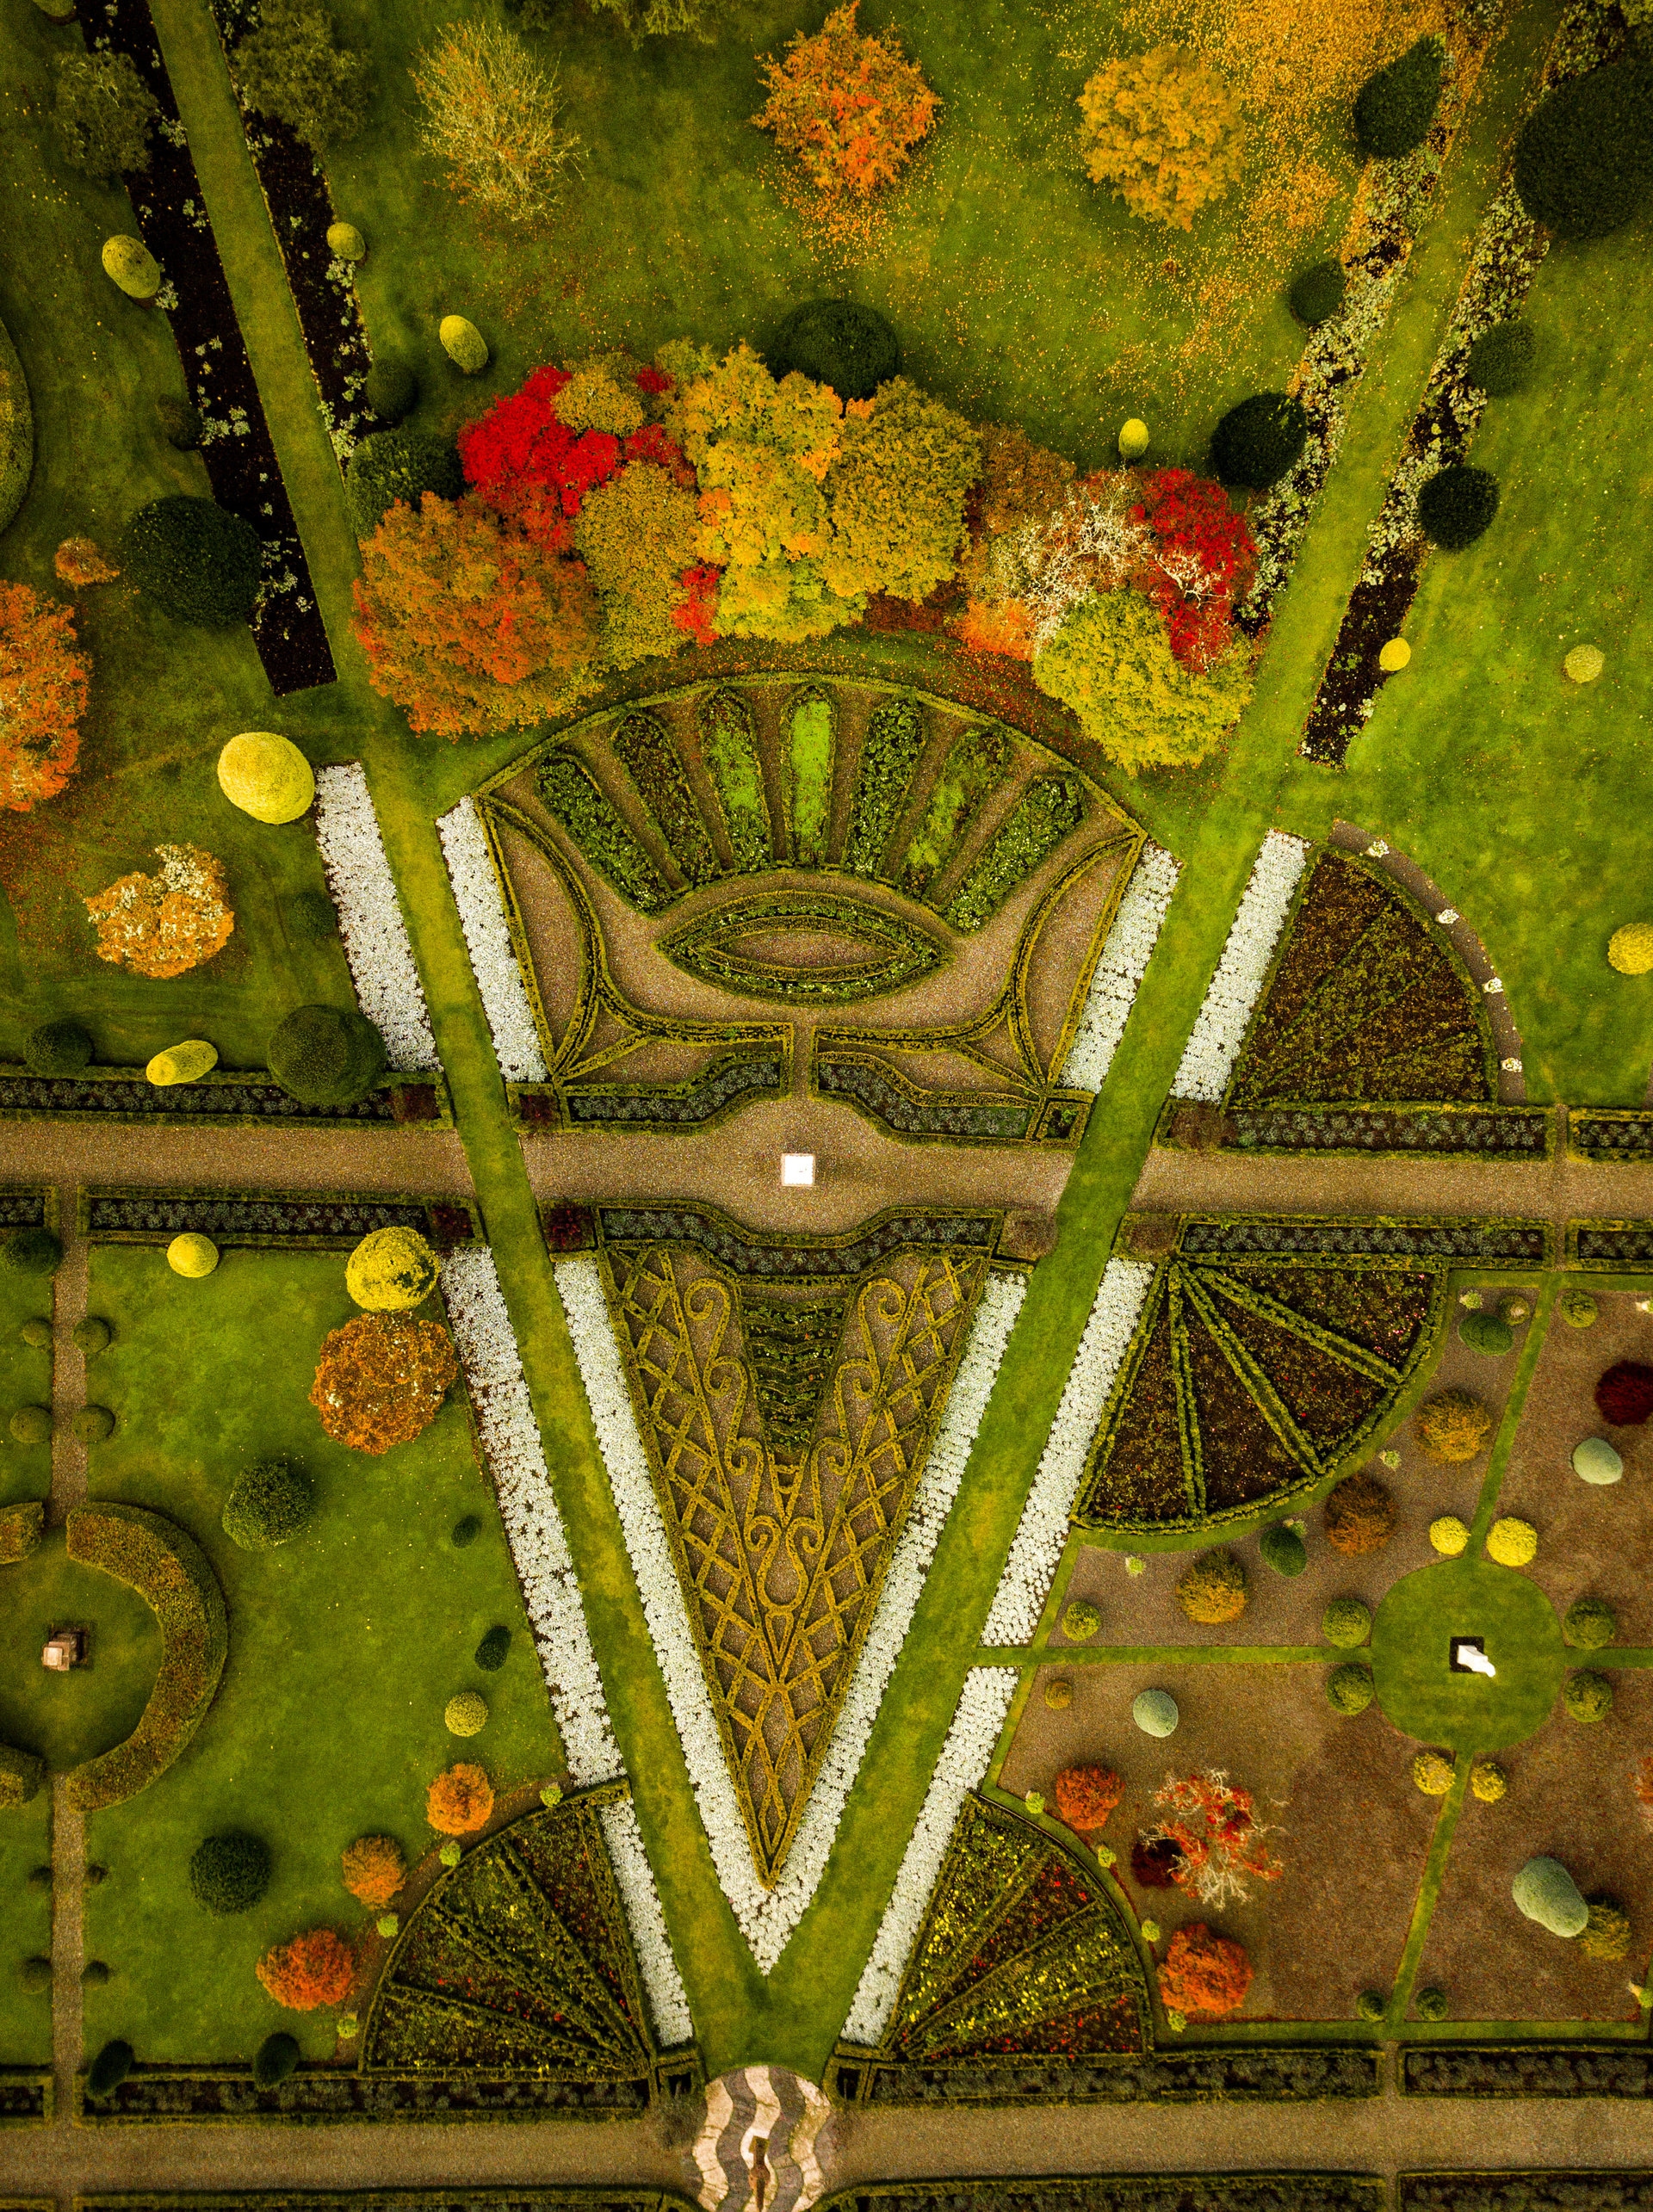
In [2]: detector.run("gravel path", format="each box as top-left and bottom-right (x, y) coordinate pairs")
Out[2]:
(1132, 1140), (1653, 1224)
(0, 1123), (474, 1199)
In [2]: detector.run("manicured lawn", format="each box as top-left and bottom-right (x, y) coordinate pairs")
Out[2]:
(0, 1269), (54, 1509)
(1371, 1557), (1565, 1753)
(0, 1792), (53, 2066)
(79, 1245), (562, 2061)
(0, 1524), (160, 1773)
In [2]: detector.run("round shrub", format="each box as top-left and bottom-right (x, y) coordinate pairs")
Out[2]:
(1043, 1677), (1073, 1711)
(1062, 1598), (1101, 1642)
(1580, 1900), (1631, 1962)
(1131, 1834), (1185, 1888)
(341, 1833), (406, 1906)
(1133, 1688), (1179, 1737)
(81, 1959), (111, 1987)
(474, 1624), (511, 1671)
(1355, 1988), (1386, 2023)
(437, 1839), (462, 1868)
(167, 1232), (219, 1278)
(84, 1862), (108, 1887)
(25, 1017), (92, 1075)
(1499, 1294), (1532, 1326)
(268, 1004), (386, 1109)
(121, 496), (263, 627)
(1378, 636), (1411, 672)
(427, 1762), (493, 1835)
(1288, 259), (1347, 326)
(72, 1316), (109, 1356)
(1459, 1310), (1513, 1356)
(21, 1319), (53, 1350)
(73, 1406), (115, 1443)
(217, 731), (315, 824)
(1259, 1521), (1307, 1576)
(326, 220), (366, 261)
(1514, 59), (1653, 240)
(156, 393), (202, 450)
(1564, 1597), (1617, 1650)
(1417, 465), (1499, 550)
(9, 1406), (51, 1445)
(1415, 1985), (1449, 2023)
(253, 2030), (300, 2089)
(1176, 1552), (1247, 1624)
(1117, 417), (1149, 461)
(1157, 1923), (1253, 2020)
(1210, 392), (1309, 491)
(19, 1956), (53, 1994)
(439, 314), (489, 374)
(1595, 1361), (1653, 1426)
(1353, 34), (1445, 158)
(1464, 320), (1536, 397)
(1322, 1597), (1371, 1648)
(346, 1226), (438, 1312)
(1486, 1515), (1537, 1567)
(1470, 1760), (1508, 1802)
(1563, 1669), (1612, 1724)
(146, 1039), (218, 1087)
(1415, 1389), (1493, 1463)
(288, 891), (338, 942)
(1563, 1290), (1599, 1328)
(1566, 644), (1606, 685)
(102, 234), (159, 300)
(189, 1829), (271, 1916)
(344, 429), (463, 538)
(3, 1228), (63, 1276)
(1054, 1764), (1123, 1833)
(445, 1690), (488, 1737)
(1610, 923), (1653, 973)
(87, 2039), (134, 2098)
(1328, 1663), (1374, 1715)
(1324, 1472), (1396, 1557)
(771, 299), (901, 402)
(364, 359), (418, 422)
(1413, 1750), (1454, 1796)
(1514, 1854), (1588, 1937)
(1574, 1436), (1625, 1486)
(451, 1514), (481, 1548)
(222, 1459), (313, 1550)
(1430, 1515), (1470, 1557)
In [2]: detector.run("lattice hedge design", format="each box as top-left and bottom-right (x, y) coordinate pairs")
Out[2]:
(660, 891), (945, 1005)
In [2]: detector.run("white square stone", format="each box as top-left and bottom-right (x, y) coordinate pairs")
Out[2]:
(781, 1152), (815, 1188)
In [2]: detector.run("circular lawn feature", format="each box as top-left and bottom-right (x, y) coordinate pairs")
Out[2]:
(1371, 1558), (1563, 1752)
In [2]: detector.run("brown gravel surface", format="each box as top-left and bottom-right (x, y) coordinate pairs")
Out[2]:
(1132, 1145), (1653, 1222)
(0, 1124), (474, 1197)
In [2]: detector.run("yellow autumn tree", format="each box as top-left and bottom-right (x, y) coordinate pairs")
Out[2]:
(1078, 44), (1247, 230)
(574, 463), (702, 667)
(821, 378), (981, 604)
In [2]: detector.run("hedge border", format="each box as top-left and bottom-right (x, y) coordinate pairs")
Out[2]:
(1566, 1221), (1653, 1271)
(1399, 2174), (1653, 2207)
(71, 2065), (666, 2126)
(0, 1187), (53, 1233)
(658, 888), (946, 1005)
(0, 2070), (53, 2125)
(821, 2182), (1386, 2212)
(1400, 2048), (1653, 2098)
(79, 1188), (482, 1251)
(1, 1502), (50, 1807)
(76, 2197), (690, 2210)
(0, 1069), (452, 1130)
(1157, 1099), (1555, 1160)
(832, 2046), (1383, 2107)
(1569, 1112), (1653, 1162)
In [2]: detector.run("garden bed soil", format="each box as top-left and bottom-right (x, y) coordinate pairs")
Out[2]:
(998, 1659), (1438, 2023)
(1409, 1672), (1653, 2024)
(1494, 1291), (1653, 1644)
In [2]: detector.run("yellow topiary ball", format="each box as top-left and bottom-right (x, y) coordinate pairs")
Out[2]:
(1413, 1750), (1454, 1796)
(327, 220), (367, 262)
(1117, 417), (1149, 461)
(1487, 1515), (1537, 1566)
(1608, 924), (1653, 976)
(167, 1233), (220, 1278)
(102, 234), (160, 300)
(146, 1039), (218, 1086)
(439, 315), (489, 374)
(1415, 1389), (1494, 1464)
(1043, 1678), (1073, 1711)
(1564, 644), (1604, 683)
(217, 732), (316, 825)
(346, 1226), (440, 1312)
(445, 1691), (488, 1737)
(1429, 1514), (1469, 1557)
(1378, 637), (1411, 672)
(1470, 1760), (1508, 1803)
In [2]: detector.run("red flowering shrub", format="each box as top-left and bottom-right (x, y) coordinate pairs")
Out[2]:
(1131, 467), (1256, 671)
(1157, 1923), (1253, 2019)
(256, 1926), (356, 2010)
(1054, 1764), (1124, 1834)
(459, 363), (691, 554)
(1596, 1362), (1653, 1426)
(1142, 1770), (1282, 1907)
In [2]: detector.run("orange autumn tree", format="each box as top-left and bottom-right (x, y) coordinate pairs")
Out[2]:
(256, 1926), (356, 2010)
(84, 843), (234, 978)
(0, 580), (90, 812)
(1054, 1764), (1124, 1836)
(341, 1834), (406, 1906)
(1156, 1923), (1253, 2020)
(351, 491), (602, 739)
(310, 1311), (459, 1454)
(427, 1762), (493, 1835)
(753, 3), (939, 201)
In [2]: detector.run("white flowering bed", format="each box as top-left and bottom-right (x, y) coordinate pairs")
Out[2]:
(312, 763), (440, 1073)
(555, 1254), (1025, 1972)
(597, 1795), (694, 2047)
(436, 796), (548, 1084)
(981, 1257), (1154, 1646)
(1170, 832), (1309, 1104)
(841, 1666), (1018, 2045)
(1058, 842), (1180, 1092)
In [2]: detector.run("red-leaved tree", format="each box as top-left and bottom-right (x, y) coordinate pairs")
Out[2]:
(1131, 468), (1256, 671)
(459, 363), (692, 553)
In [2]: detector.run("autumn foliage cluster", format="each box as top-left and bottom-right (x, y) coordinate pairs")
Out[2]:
(84, 843), (234, 978)
(0, 581), (89, 813)
(1078, 43), (1247, 231)
(426, 1761), (494, 1835)
(1142, 1770), (1282, 1909)
(256, 1925), (356, 2011)
(341, 1833), (406, 1906)
(1054, 1764), (1124, 1835)
(753, 3), (939, 201)
(309, 1312), (459, 1454)
(1156, 1922), (1254, 2020)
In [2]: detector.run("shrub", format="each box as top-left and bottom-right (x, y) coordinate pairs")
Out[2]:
(573, 462), (701, 668)
(1288, 259), (1347, 326)
(445, 1690), (488, 1736)
(1418, 463), (1499, 550)
(1514, 1854), (1588, 1937)
(156, 395), (202, 450)
(19, 1955), (53, 1994)
(21, 1319), (53, 1350)
(3, 1229), (63, 1277)
(81, 1959), (111, 1987)
(771, 300), (901, 403)
(1323, 1472), (1396, 1556)
(341, 1833), (406, 1906)
(84, 1862), (108, 1887)
(1078, 43), (1246, 231)
(256, 1926), (356, 2010)
(1210, 393), (1308, 491)
(1032, 588), (1251, 772)
(1353, 35), (1445, 158)
(1415, 1985), (1449, 2023)
(364, 359), (418, 422)
(1564, 1597), (1616, 1650)
(189, 1829), (271, 1915)
(1514, 60), (1653, 240)
(1355, 1988), (1386, 2023)
(1, 583), (89, 812)
(222, 1459), (314, 1551)
(1133, 1688), (1179, 1737)
(440, 316), (491, 375)
(215, 732), (314, 827)
(146, 1038), (220, 1086)
(102, 234), (160, 300)
(1596, 1361), (1653, 1425)
(1579, 1900), (1631, 1961)
(1062, 1598), (1101, 1642)
(327, 219), (365, 261)
(1464, 321), (1535, 398)
(1054, 1765), (1123, 1833)
(268, 1004), (386, 1108)
(1459, 1310), (1513, 1355)
(1176, 1551), (1247, 1624)
(288, 890), (337, 942)
(310, 1312), (459, 1455)
(253, 2031), (300, 2088)
(25, 1018), (92, 1074)
(474, 1624), (511, 1671)
(52, 52), (158, 178)
(1415, 1389), (1493, 1463)
(74, 1406), (115, 1443)
(1564, 1669), (1613, 1723)
(1486, 1515), (1537, 1567)
(1430, 1515), (1469, 1555)
(232, 0), (370, 152)
(427, 1761), (493, 1834)
(437, 1839), (462, 1868)
(1563, 1290), (1599, 1327)
(121, 497), (263, 627)
(753, 3), (939, 201)
(1, 1744), (45, 1807)
(1258, 1521), (1306, 1576)
(167, 1233), (220, 1278)
(86, 844), (233, 979)
(451, 1513), (482, 1548)
(345, 1226), (438, 1312)
(1470, 1760), (1508, 1803)
(1328, 1664), (1374, 1715)
(55, 536), (120, 589)
(344, 429), (462, 539)
(1156, 1923), (1253, 2018)
(87, 2039), (133, 2098)
(412, 22), (581, 224)
(1413, 1750), (1454, 1795)
(9, 1406), (51, 1444)
(822, 376), (981, 603)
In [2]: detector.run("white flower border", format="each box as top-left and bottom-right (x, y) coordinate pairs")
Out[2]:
(981, 1257), (1155, 1646)
(554, 1253), (1025, 1972)
(1058, 842), (1180, 1092)
(1170, 831), (1309, 1103)
(841, 1666), (1018, 2045)
(597, 1795), (694, 2048)
(312, 763), (440, 1073)
(436, 795), (548, 1084)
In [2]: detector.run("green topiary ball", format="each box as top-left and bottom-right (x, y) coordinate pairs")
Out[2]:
(1514, 1854), (1588, 1937)
(1564, 1597), (1616, 1649)
(1355, 1988), (1386, 2023)
(3, 1228), (64, 1276)
(253, 2030), (300, 2088)
(81, 1959), (111, 1987)
(1514, 59), (1653, 241)
(1464, 321), (1536, 397)
(771, 299), (901, 401)
(345, 429), (463, 539)
(19, 1956), (53, 1994)
(121, 495), (263, 627)
(1418, 464), (1499, 550)
(1328, 1663), (1374, 1715)
(1062, 1598), (1101, 1642)
(87, 2039), (134, 2098)
(25, 1018), (93, 1075)
(9, 1406), (52, 1445)
(73, 1406), (115, 1444)
(364, 359), (418, 422)
(188, 1829), (271, 1915)
(474, 1624), (511, 1671)
(156, 393), (203, 451)
(451, 1514), (481, 1548)
(1353, 34), (1446, 158)
(1259, 1521), (1307, 1576)
(288, 891), (338, 942)
(1288, 259), (1347, 326)
(1415, 1985), (1449, 2023)
(222, 1459), (314, 1550)
(1563, 1669), (1613, 1723)
(1210, 392), (1309, 491)
(1459, 1310), (1514, 1356)
(1322, 1597), (1372, 1648)
(21, 1319), (53, 1350)
(267, 1004), (387, 1109)
(72, 1316), (111, 1355)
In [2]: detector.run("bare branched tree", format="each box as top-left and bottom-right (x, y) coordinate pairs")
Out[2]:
(412, 22), (583, 226)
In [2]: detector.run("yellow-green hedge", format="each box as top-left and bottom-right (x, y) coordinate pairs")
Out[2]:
(0, 1497), (44, 1564)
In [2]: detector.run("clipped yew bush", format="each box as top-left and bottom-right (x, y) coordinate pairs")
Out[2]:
(189, 1829), (271, 1915)
(121, 496), (263, 627)
(253, 2031), (301, 2088)
(1322, 1597), (1371, 1647)
(25, 1018), (92, 1075)
(87, 2039), (134, 2098)
(1210, 392), (1308, 491)
(268, 1004), (386, 1108)
(1258, 1521), (1306, 1576)
(344, 429), (463, 538)
(364, 359), (418, 421)
(221, 1459), (314, 1551)
(1288, 259), (1347, 326)
(474, 1624), (511, 1671)
(3, 1229), (63, 1276)
(1564, 1597), (1616, 1650)
(1418, 464), (1499, 549)
(1563, 1669), (1613, 1723)
(1464, 321), (1536, 397)
(1514, 59), (1653, 240)
(1415, 1389), (1493, 1463)
(771, 298), (901, 401)
(1353, 35), (1445, 158)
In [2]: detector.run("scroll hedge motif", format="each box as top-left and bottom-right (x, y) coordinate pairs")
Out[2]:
(1227, 851), (1496, 1109)
(1080, 1251), (1442, 1533)
(660, 891), (945, 1005)
(846, 690), (927, 879)
(701, 686), (773, 874)
(784, 684), (837, 868)
(944, 773), (1087, 933)
(612, 710), (718, 887)
(599, 1220), (992, 1884)
(362, 1787), (664, 2094)
(902, 723), (1012, 899)
(538, 751), (672, 913)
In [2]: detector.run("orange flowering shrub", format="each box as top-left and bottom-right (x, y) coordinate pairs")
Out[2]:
(426, 1761), (493, 1835)
(1156, 1922), (1253, 2019)
(753, 3), (939, 201)
(84, 843), (233, 978)
(310, 1312), (459, 1454)
(1142, 1770), (1282, 1907)
(340, 1833), (406, 1906)
(0, 580), (89, 812)
(256, 1926), (356, 2010)
(1055, 1764), (1124, 1834)
(54, 538), (121, 587)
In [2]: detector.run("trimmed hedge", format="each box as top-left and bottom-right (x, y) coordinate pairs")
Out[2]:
(1464, 321), (1536, 397)
(1353, 35), (1446, 158)
(0, 1740), (45, 1809)
(1514, 59), (1653, 240)
(1289, 260), (1347, 326)
(221, 1458), (313, 1550)
(189, 1828), (271, 1915)
(1210, 393), (1308, 491)
(63, 1503), (229, 1811)
(363, 359), (418, 421)
(0, 1498), (45, 1564)
(345, 429), (462, 537)
(3, 1226), (63, 1276)
(771, 298), (901, 401)
(253, 2030), (300, 2088)
(268, 1004), (387, 1108)
(25, 1016), (93, 1075)
(1418, 465), (1498, 549)
(121, 495), (263, 627)
(87, 2039), (134, 2099)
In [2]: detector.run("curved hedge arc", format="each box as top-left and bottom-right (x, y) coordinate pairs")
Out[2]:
(0, 313), (34, 536)
(0, 1501), (48, 1804)
(61, 1503), (228, 1811)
